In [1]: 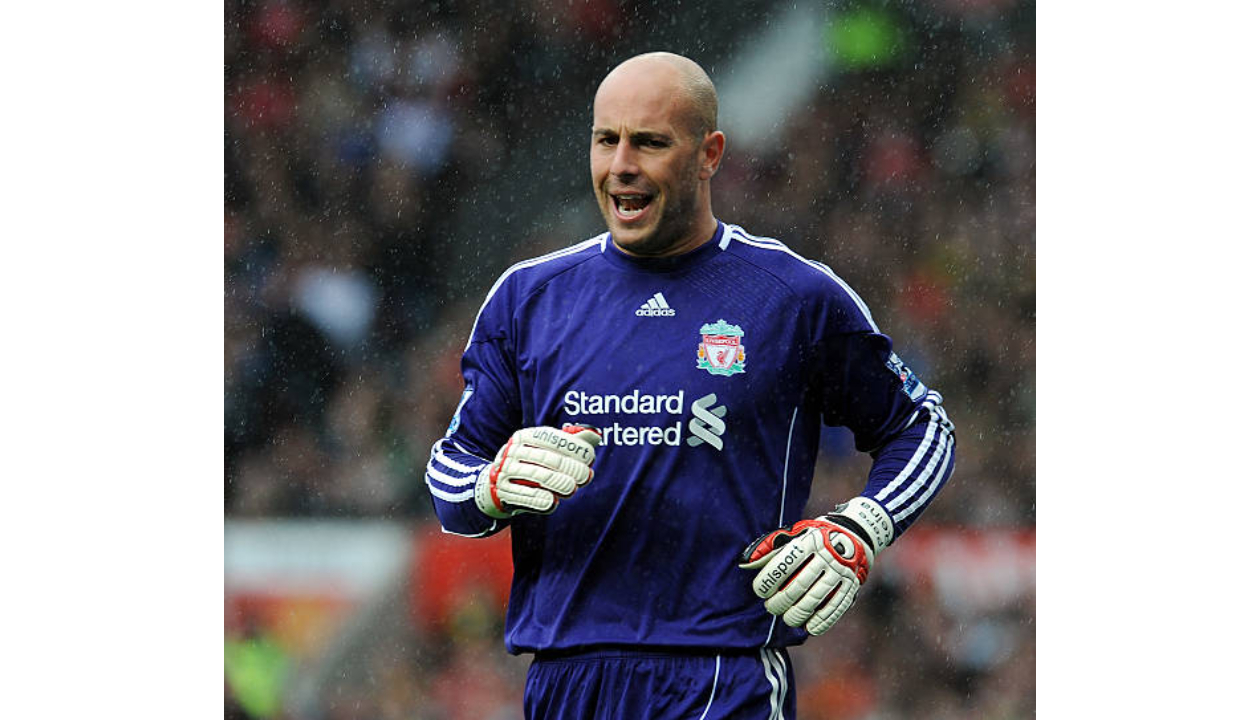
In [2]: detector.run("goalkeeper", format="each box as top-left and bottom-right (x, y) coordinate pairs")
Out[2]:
(424, 52), (956, 720)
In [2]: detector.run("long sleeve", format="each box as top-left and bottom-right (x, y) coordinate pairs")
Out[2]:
(423, 274), (525, 538)
(813, 292), (957, 543)
(859, 391), (955, 538)
(426, 435), (500, 537)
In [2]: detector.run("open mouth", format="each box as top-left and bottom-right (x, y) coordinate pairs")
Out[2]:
(612, 193), (655, 222)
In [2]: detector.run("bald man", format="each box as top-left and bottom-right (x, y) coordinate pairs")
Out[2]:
(425, 52), (956, 720)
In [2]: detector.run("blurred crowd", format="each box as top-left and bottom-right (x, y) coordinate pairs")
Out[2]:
(225, 0), (1035, 717)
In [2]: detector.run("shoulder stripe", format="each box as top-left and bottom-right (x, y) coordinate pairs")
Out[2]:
(727, 226), (878, 332)
(464, 234), (606, 350)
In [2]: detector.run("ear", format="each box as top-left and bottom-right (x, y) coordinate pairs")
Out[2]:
(697, 130), (726, 180)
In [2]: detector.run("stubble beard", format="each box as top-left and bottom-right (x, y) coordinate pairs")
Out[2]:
(604, 159), (703, 258)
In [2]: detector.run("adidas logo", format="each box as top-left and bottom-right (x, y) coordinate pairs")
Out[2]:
(635, 292), (676, 317)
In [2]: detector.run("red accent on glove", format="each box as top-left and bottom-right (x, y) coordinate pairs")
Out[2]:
(562, 423), (602, 438)
(796, 519), (870, 583)
(488, 437), (512, 513)
(743, 529), (790, 564)
(745, 519), (869, 583)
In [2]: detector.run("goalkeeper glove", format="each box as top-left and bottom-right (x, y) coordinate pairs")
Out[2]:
(474, 424), (603, 519)
(739, 497), (893, 636)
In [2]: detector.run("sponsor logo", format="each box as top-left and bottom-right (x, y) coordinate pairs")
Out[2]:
(635, 292), (676, 317)
(758, 543), (806, 595)
(559, 388), (731, 450)
(564, 390), (684, 416)
(885, 352), (927, 401)
(526, 426), (595, 463)
(697, 319), (746, 376)
(686, 392), (727, 451)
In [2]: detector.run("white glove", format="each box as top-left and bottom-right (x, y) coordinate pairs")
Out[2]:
(739, 497), (893, 636)
(474, 424), (603, 519)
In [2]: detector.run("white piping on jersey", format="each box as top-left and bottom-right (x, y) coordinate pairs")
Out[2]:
(894, 435), (955, 523)
(778, 407), (798, 528)
(759, 649), (786, 720)
(763, 405), (799, 648)
(464, 235), (606, 350)
(696, 655), (721, 720)
(726, 225), (879, 333)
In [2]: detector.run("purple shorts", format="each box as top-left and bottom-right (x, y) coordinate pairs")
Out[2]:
(524, 647), (795, 720)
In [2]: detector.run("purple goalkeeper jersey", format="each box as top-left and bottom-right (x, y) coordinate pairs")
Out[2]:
(424, 222), (956, 654)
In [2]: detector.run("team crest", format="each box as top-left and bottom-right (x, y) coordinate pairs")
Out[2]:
(697, 320), (746, 376)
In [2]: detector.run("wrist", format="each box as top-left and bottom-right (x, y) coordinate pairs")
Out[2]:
(825, 497), (894, 556)
(474, 465), (512, 519)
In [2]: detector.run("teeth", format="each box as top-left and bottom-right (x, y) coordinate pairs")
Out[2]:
(615, 195), (650, 214)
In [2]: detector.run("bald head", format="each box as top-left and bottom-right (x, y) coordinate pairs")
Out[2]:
(596, 52), (718, 141)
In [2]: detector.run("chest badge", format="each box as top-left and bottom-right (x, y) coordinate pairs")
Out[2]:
(697, 319), (747, 376)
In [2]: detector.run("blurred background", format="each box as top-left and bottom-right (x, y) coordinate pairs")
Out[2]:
(224, 0), (1035, 717)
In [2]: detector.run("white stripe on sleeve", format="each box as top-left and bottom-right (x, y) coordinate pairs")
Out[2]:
(424, 479), (474, 503)
(430, 441), (484, 475)
(893, 433), (955, 523)
(874, 420), (940, 504)
(425, 462), (477, 488)
(883, 426), (951, 512)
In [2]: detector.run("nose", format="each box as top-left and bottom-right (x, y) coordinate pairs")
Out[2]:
(609, 138), (638, 178)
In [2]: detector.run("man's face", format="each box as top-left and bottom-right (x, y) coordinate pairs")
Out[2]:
(590, 68), (708, 256)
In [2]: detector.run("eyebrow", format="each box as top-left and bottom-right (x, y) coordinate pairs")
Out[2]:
(591, 128), (674, 144)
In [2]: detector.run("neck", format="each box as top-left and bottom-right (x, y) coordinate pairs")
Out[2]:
(616, 213), (718, 259)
